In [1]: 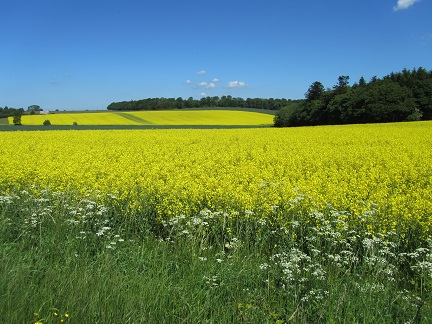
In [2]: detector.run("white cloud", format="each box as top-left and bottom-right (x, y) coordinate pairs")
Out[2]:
(196, 81), (216, 89)
(227, 81), (247, 88)
(185, 71), (218, 91)
(200, 92), (207, 97)
(394, 0), (421, 11)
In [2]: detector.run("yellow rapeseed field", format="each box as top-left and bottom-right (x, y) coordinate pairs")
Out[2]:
(1, 122), (431, 237)
(8, 110), (274, 126)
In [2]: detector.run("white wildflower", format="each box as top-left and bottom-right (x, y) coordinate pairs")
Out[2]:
(259, 263), (270, 270)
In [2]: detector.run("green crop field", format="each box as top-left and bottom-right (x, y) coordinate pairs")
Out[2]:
(8, 109), (274, 126)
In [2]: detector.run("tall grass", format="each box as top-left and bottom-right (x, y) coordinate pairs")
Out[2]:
(1, 188), (431, 323)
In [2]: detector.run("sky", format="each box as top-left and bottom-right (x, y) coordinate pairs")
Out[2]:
(1, 0), (431, 111)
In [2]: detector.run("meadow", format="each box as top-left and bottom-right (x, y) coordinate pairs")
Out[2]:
(1, 121), (431, 322)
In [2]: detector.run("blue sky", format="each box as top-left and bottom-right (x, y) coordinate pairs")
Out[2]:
(1, 0), (431, 110)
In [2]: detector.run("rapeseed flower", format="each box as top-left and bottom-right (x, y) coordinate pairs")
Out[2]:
(1, 122), (432, 238)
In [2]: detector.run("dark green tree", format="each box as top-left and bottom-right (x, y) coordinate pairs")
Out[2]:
(27, 105), (41, 112)
(305, 81), (325, 101)
(12, 109), (23, 125)
(411, 78), (432, 119)
(333, 80), (416, 123)
(175, 97), (185, 109)
(333, 75), (350, 95)
(274, 67), (432, 127)
(274, 103), (301, 127)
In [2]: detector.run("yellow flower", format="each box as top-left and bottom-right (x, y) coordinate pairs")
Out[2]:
(2, 122), (432, 240)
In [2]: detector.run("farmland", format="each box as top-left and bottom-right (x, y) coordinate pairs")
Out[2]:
(6, 109), (274, 126)
(1, 123), (432, 233)
(1, 120), (432, 322)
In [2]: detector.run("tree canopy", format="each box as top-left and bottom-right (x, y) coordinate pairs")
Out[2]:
(0, 107), (24, 119)
(274, 67), (432, 127)
(107, 96), (297, 111)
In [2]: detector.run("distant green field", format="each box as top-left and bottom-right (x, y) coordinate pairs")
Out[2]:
(8, 109), (274, 126)
(0, 118), (9, 125)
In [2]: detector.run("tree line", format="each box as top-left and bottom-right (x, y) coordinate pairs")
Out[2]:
(0, 105), (44, 118)
(107, 96), (298, 111)
(0, 107), (24, 119)
(0, 105), (46, 125)
(0, 107), (26, 125)
(274, 67), (432, 127)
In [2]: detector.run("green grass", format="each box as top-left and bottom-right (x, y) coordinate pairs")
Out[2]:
(0, 118), (9, 125)
(1, 188), (431, 323)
